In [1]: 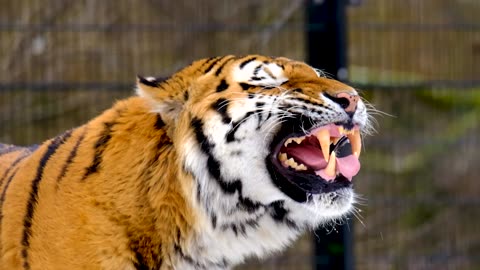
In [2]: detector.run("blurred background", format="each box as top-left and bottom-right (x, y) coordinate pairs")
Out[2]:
(0, 0), (479, 269)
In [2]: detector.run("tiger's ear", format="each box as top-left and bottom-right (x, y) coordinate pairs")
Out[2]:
(136, 75), (183, 124)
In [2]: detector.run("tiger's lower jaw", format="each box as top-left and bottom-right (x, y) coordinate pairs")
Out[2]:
(266, 155), (353, 203)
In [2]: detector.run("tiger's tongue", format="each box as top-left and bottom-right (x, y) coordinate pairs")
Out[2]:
(285, 136), (360, 180)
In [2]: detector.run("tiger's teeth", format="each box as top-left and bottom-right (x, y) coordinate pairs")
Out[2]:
(347, 130), (362, 158)
(284, 138), (294, 147)
(324, 151), (336, 177)
(283, 157), (308, 171)
(286, 158), (298, 168)
(296, 164), (307, 171)
(293, 137), (305, 144)
(316, 129), (330, 162)
(279, 152), (288, 162)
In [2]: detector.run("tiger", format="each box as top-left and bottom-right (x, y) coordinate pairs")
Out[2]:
(0, 55), (371, 270)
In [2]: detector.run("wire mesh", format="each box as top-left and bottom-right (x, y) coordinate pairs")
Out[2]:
(0, 0), (479, 269)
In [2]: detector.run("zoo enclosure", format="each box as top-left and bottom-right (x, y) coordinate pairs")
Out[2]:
(0, 0), (479, 269)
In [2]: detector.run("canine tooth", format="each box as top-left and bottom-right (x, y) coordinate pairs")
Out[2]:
(324, 151), (336, 177)
(338, 126), (345, 135)
(347, 130), (362, 157)
(279, 153), (288, 162)
(316, 129), (330, 162)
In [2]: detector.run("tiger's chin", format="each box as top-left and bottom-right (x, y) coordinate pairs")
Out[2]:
(304, 187), (355, 222)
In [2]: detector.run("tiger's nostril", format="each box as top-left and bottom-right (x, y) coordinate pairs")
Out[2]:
(336, 97), (350, 109)
(325, 92), (359, 113)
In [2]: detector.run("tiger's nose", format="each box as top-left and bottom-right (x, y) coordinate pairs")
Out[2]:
(335, 92), (359, 113)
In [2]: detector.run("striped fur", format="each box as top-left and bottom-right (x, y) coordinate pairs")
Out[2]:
(0, 55), (370, 269)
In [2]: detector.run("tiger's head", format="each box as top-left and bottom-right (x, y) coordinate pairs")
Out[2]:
(137, 55), (370, 234)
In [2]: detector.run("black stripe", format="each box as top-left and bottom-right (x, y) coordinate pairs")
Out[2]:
(0, 151), (29, 190)
(82, 121), (115, 180)
(211, 213), (217, 229)
(133, 251), (150, 270)
(191, 117), (263, 212)
(199, 57), (217, 70)
(239, 57), (257, 69)
(0, 152), (29, 234)
(190, 118), (224, 180)
(238, 223), (246, 235)
(239, 82), (255, 91)
(174, 242), (228, 269)
(291, 88), (304, 94)
(211, 98), (231, 124)
(264, 97), (276, 122)
(21, 130), (73, 270)
(129, 238), (162, 270)
(255, 102), (265, 129)
(231, 224), (238, 236)
(225, 111), (255, 142)
(270, 200), (287, 221)
(285, 218), (299, 230)
(56, 127), (87, 188)
(250, 76), (265, 81)
(214, 57), (235, 76)
(289, 97), (329, 109)
(268, 201), (299, 229)
(196, 182), (202, 203)
(253, 64), (262, 76)
(138, 76), (160, 88)
(174, 243), (205, 270)
(204, 57), (224, 74)
(191, 118), (214, 156)
(220, 215), (263, 236)
(246, 218), (259, 229)
(216, 79), (229, 92)
(0, 166), (20, 246)
(154, 114), (165, 130)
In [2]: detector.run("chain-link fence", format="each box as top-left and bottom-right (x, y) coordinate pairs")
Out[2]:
(1, 0), (479, 269)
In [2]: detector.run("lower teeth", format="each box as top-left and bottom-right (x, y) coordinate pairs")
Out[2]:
(279, 153), (307, 171)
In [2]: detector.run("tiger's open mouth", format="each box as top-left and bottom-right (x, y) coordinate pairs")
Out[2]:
(278, 124), (361, 181)
(266, 117), (362, 202)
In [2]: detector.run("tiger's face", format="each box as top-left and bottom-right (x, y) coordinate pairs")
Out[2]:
(138, 55), (370, 231)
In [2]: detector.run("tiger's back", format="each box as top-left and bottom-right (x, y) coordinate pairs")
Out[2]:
(0, 55), (371, 269)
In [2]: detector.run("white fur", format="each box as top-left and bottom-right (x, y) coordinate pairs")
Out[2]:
(171, 62), (367, 269)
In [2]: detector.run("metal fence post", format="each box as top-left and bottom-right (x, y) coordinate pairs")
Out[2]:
(306, 0), (354, 269)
